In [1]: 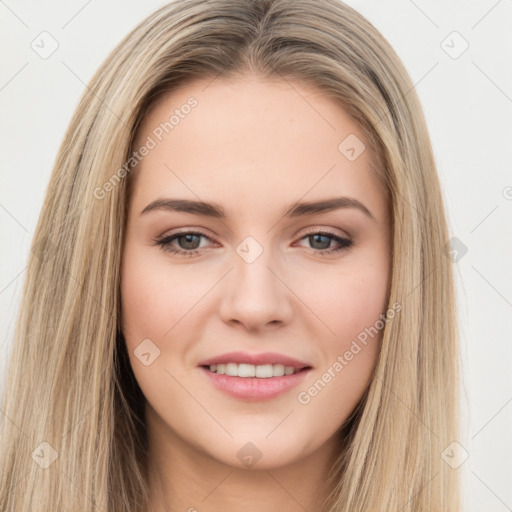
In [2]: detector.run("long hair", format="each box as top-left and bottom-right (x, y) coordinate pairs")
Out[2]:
(0, 1), (460, 510)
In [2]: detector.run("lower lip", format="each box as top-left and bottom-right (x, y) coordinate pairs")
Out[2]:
(199, 367), (312, 401)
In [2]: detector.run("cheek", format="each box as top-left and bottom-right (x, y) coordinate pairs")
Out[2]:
(313, 255), (390, 346)
(121, 243), (201, 338)
(120, 244), (196, 368)
(295, 266), (389, 425)
(119, 245), (202, 406)
(303, 253), (389, 395)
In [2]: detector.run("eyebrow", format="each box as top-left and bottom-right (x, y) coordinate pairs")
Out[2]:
(140, 196), (375, 221)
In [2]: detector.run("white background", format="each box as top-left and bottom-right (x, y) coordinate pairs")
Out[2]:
(1, 1), (511, 510)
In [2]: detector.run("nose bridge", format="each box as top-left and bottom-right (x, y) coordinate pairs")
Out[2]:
(233, 234), (283, 302)
(219, 234), (292, 329)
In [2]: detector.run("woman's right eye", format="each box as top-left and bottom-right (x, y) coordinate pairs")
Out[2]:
(154, 231), (213, 257)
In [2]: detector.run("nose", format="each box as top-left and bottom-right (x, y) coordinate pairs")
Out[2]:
(218, 247), (293, 332)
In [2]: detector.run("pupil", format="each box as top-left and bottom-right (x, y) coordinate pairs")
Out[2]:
(310, 234), (330, 250)
(179, 234), (200, 249)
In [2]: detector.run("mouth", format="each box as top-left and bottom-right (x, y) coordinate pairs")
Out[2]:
(201, 363), (311, 378)
(197, 351), (313, 400)
(199, 364), (313, 401)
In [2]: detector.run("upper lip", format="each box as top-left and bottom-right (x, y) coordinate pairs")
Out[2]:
(197, 351), (312, 370)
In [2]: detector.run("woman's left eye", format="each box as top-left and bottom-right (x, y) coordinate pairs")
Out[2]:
(296, 231), (353, 255)
(154, 230), (352, 257)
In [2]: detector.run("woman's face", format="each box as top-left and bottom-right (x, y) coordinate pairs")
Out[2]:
(121, 74), (391, 471)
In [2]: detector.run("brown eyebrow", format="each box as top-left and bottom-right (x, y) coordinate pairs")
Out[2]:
(140, 196), (375, 221)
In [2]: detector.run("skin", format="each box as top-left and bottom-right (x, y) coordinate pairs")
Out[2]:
(120, 73), (391, 512)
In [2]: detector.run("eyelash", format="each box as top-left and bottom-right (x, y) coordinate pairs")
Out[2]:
(154, 229), (353, 257)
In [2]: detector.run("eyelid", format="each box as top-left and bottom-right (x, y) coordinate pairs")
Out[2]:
(155, 227), (217, 244)
(158, 225), (350, 242)
(296, 225), (351, 239)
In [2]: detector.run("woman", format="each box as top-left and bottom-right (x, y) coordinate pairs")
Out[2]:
(0, 0), (461, 510)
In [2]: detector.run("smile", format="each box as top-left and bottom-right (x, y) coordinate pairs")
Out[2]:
(200, 366), (312, 401)
(205, 363), (301, 378)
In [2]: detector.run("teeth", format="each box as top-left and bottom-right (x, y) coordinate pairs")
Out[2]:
(208, 363), (300, 378)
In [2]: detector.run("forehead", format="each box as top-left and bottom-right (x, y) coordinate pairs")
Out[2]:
(129, 74), (388, 223)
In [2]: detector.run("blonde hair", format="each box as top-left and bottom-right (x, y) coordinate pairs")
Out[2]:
(0, 0), (460, 510)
